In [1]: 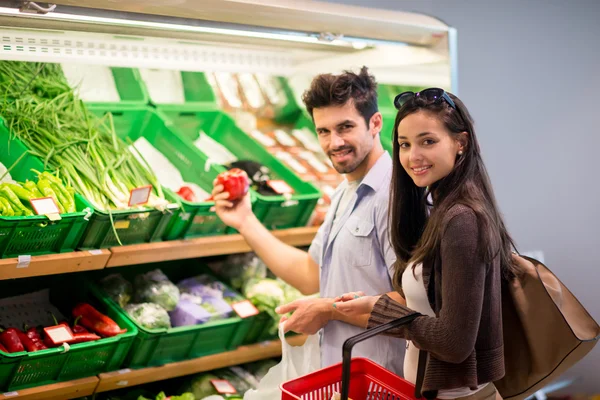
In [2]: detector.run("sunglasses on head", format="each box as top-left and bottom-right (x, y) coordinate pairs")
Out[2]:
(394, 88), (456, 110)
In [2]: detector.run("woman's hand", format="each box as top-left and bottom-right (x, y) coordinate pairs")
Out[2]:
(333, 294), (380, 315)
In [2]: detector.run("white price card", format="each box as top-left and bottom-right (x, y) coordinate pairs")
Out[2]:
(267, 180), (294, 195)
(210, 379), (237, 394)
(2, 392), (18, 397)
(44, 325), (73, 343)
(30, 197), (61, 220)
(231, 300), (260, 318)
(128, 185), (152, 207)
(17, 255), (31, 269)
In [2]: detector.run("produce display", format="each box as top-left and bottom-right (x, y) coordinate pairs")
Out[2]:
(0, 301), (127, 353)
(0, 61), (167, 212)
(209, 253), (310, 336)
(0, 167), (76, 216)
(206, 72), (286, 117)
(206, 70), (340, 225)
(0, 60), (323, 394)
(101, 270), (246, 329)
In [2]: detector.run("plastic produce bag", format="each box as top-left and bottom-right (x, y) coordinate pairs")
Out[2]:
(134, 269), (180, 311)
(100, 273), (133, 308)
(243, 324), (321, 400)
(125, 303), (172, 329)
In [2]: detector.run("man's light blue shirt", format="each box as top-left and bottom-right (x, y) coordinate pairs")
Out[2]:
(308, 151), (405, 375)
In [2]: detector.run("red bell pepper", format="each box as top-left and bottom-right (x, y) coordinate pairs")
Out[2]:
(72, 316), (89, 334)
(70, 332), (101, 344)
(176, 185), (196, 202)
(72, 303), (126, 337)
(24, 325), (48, 351)
(208, 168), (250, 201)
(0, 328), (25, 353)
(16, 329), (46, 352)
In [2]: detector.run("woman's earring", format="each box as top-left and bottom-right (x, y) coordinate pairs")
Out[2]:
(458, 150), (463, 156)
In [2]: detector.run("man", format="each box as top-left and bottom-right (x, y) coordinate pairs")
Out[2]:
(212, 66), (405, 374)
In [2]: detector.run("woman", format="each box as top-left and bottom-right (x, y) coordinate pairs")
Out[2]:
(328, 88), (515, 399)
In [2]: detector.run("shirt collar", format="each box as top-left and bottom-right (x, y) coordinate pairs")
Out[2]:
(357, 151), (393, 192)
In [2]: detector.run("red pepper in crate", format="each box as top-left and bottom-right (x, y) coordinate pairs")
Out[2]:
(16, 329), (46, 352)
(208, 168), (250, 201)
(24, 325), (48, 351)
(0, 327), (25, 353)
(176, 185), (196, 202)
(72, 303), (126, 337)
(70, 332), (101, 344)
(72, 316), (89, 334)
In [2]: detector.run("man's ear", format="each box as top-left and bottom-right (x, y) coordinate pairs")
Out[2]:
(370, 112), (383, 137)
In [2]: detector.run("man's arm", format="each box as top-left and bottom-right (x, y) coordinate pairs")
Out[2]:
(212, 181), (320, 295)
(239, 213), (320, 295)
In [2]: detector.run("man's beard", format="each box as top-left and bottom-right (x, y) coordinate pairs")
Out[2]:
(329, 146), (366, 174)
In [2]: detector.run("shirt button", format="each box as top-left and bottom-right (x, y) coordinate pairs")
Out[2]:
(355, 227), (359, 233)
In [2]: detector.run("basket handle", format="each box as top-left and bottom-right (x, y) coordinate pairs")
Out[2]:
(340, 313), (421, 400)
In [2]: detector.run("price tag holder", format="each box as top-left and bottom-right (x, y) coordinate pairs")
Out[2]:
(17, 255), (31, 269)
(267, 180), (294, 195)
(30, 197), (62, 220)
(231, 300), (260, 318)
(128, 185), (152, 207)
(210, 379), (237, 394)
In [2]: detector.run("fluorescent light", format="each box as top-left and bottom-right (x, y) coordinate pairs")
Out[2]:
(0, 6), (358, 48)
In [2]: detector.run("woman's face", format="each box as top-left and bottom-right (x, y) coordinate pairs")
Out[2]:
(396, 110), (464, 188)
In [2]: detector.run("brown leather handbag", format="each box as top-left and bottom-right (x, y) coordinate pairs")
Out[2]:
(493, 254), (600, 399)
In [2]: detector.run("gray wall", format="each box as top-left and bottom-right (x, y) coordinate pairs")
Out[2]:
(324, 0), (600, 394)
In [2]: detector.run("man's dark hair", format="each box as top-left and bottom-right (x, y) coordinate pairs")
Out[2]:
(301, 66), (378, 126)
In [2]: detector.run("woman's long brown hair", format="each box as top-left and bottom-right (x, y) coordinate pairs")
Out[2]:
(389, 93), (517, 288)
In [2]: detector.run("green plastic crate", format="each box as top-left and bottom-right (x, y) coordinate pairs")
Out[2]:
(82, 67), (149, 109)
(89, 106), (228, 241)
(89, 262), (254, 368)
(160, 109), (321, 230)
(0, 119), (92, 258)
(77, 107), (181, 249)
(143, 71), (221, 111)
(0, 275), (137, 391)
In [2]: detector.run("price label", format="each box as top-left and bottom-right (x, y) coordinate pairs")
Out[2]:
(17, 255), (31, 269)
(231, 300), (260, 318)
(128, 185), (152, 207)
(267, 180), (294, 195)
(30, 197), (61, 220)
(114, 220), (130, 230)
(2, 392), (18, 397)
(88, 249), (104, 255)
(44, 325), (73, 343)
(210, 379), (237, 394)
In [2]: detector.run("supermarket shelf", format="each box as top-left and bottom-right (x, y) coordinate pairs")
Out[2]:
(106, 226), (319, 267)
(0, 376), (98, 400)
(0, 249), (111, 281)
(96, 335), (307, 393)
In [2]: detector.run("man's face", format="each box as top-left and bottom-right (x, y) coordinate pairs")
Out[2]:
(313, 101), (374, 175)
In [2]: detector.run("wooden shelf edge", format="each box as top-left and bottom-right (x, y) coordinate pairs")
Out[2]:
(106, 226), (318, 267)
(0, 249), (111, 281)
(96, 335), (307, 393)
(0, 376), (99, 400)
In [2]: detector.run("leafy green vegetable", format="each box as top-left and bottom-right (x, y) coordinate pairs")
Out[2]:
(125, 303), (171, 330)
(134, 269), (180, 311)
(0, 61), (168, 213)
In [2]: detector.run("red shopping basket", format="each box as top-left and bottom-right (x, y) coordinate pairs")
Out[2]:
(281, 357), (416, 399)
(281, 314), (422, 400)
